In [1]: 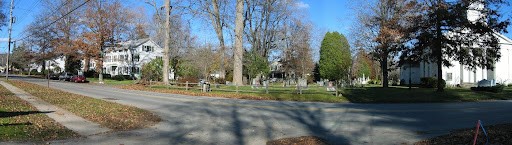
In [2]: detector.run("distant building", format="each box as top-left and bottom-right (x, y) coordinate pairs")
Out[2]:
(99, 38), (173, 79)
(400, 2), (512, 85)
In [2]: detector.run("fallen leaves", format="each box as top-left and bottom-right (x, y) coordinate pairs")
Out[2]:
(415, 123), (512, 145)
(267, 136), (330, 145)
(7, 80), (161, 131)
(0, 84), (78, 141)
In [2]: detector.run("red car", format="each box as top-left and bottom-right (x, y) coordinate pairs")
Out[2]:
(70, 75), (87, 83)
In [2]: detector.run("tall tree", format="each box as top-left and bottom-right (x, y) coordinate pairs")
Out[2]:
(353, 49), (372, 78)
(195, 0), (231, 79)
(357, 0), (418, 88)
(244, 0), (296, 58)
(45, 0), (83, 73)
(82, 0), (133, 82)
(26, 16), (58, 73)
(281, 19), (314, 80)
(407, 0), (509, 92)
(233, 0), (244, 85)
(11, 43), (33, 72)
(0, 1), (8, 29)
(319, 32), (352, 83)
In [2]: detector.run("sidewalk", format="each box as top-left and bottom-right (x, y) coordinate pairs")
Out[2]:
(0, 81), (110, 136)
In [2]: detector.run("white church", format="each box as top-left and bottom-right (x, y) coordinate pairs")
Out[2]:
(400, 1), (512, 86)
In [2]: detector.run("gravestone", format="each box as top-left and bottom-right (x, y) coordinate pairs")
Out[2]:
(326, 81), (336, 92)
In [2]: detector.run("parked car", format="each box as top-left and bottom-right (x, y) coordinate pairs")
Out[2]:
(70, 75), (87, 83)
(49, 73), (59, 80)
(59, 72), (74, 81)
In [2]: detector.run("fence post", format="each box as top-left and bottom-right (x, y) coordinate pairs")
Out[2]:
(265, 84), (269, 94)
(236, 85), (239, 93)
(186, 81), (189, 90)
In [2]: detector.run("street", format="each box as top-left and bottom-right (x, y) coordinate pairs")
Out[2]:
(9, 77), (512, 145)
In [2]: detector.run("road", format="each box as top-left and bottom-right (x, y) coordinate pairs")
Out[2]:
(9, 77), (512, 145)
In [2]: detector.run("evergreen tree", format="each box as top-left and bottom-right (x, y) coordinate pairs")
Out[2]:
(407, 0), (509, 92)
(319, 32), (352, 82)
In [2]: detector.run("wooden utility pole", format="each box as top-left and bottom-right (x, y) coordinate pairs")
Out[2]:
(98, 0), (104, 84)
(6, 0), (14, 80)
(163, 0), (171, 85)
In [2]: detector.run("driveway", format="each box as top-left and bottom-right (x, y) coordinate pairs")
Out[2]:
(8, 77), (512, 145)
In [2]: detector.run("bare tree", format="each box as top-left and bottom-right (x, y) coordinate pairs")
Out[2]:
(281, 18), (314, 80)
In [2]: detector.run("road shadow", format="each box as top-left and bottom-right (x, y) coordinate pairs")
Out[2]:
(0, 111), (54, 118)
(144, 100), (351, 145)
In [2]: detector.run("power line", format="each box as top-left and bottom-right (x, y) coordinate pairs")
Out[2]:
(16, 0), (90, 41)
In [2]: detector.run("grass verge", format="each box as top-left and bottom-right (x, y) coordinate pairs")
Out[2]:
(118, 84), (512, 103)
(119, 84), (347, 103)
(88, 78), (136, 85)
(415, 123), (512, 145)
(0, 84), (78, 141)
(7, 80), (161, 131)
(343, 86), (512, 103)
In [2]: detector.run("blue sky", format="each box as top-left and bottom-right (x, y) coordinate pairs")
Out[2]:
(1, 0), (511, 53)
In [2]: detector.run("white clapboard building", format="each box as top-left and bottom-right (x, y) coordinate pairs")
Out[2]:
(400, 1), (512, 86)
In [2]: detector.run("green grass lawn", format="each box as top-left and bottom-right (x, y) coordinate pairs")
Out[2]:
(121, 83), (512, 103)
(87, 78), (136, 85)
(343, 86), (512, 103)
(0, 84), (78, 141)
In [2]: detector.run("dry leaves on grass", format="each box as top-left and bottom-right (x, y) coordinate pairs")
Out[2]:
(0, 85), (78, 141)
(119, 84), (268, 100)
(8, 80), (161, 131)
(415, 123), (512, 145)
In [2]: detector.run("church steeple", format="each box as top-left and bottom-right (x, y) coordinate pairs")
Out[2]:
(467, 0), (485, 22)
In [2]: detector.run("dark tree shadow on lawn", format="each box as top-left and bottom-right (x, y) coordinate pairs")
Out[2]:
(0, 111), (54, 118)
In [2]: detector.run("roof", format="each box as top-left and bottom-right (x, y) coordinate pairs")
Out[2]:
(105, 38), (153, 51)
(495, 32), (512, 45)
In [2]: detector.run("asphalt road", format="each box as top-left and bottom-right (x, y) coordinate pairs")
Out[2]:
(8, 77), (512, 145)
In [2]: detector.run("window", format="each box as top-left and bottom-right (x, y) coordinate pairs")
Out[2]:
(446, 73), (453, 81)
(134, 55), (140, 61)
(144, 45), (153, 52)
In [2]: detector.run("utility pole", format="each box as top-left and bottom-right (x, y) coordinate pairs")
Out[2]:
(98, 0), (104, 84)
(162, 0), (171, 85)
(6, 0), (14, 80)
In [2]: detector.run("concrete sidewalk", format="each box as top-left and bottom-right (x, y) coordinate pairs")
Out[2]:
(0, 81), (110, 136)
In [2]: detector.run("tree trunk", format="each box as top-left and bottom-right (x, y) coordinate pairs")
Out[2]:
(233, 0), (244, 86)
(83, 57), (90, 72)
(435, 1), (444, 92)
(382, 51), (389, 88)
(162, 0), (171, 85)
(210, 0), (226, 79)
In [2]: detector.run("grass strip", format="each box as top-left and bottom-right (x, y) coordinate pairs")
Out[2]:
(0, 84), (78, 141)
(118, 84), (347, 103)
(7, 80), (161, 131)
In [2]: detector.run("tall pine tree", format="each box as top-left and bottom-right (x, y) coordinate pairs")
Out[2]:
(408, 0), (509, 92)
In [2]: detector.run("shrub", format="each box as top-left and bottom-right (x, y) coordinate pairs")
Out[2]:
(420, 77), (446, 88)
(141, 58), (163, 82)
(84, 70), (96, 78)
(112, 75), (125, 81)
(400, 79), (406, 86)
(471, 84), (505, 93)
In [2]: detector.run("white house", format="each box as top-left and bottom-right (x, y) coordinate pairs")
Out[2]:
(400, 2), (512, 86)
(101, 38), (172, 78)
